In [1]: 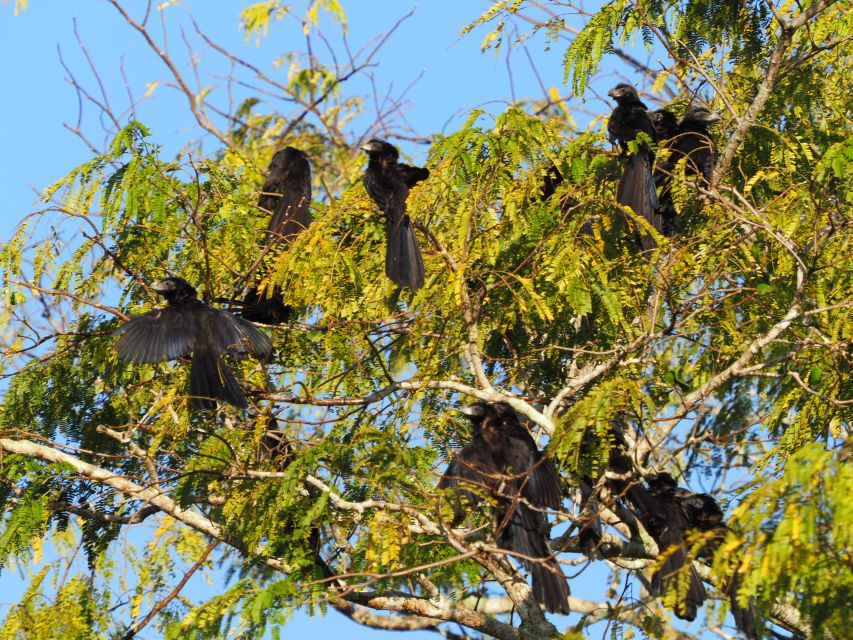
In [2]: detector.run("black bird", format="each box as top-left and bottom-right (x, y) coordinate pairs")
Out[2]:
(645, 473), (758, 638)
(650, 109), (680, 142)
(258, 147), (313, 244)
(596, 431), (709, 620)
(669, 107), (721, 182)
(438, 402), (570, 614)
(654, 107), (721, 233)
(619, 467), (756, 633)
(578, 429), (708, 620)
(578, 428), (758, 634)
(360, 139), (428, 291)
(650, 109), (681, 235)
(607, 84), (661, 250)
(241, 147), (312, 325)
(540, 164), (565, 202)
(638, 473), (713, 621)
(114, 277), (273, 410)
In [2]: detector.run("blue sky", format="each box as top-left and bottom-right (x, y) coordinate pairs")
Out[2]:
(0, 1), (641, 244)
(0, 1), (670, 637)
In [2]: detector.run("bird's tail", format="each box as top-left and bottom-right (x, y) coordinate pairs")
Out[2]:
(726, 568), (760, 639)
(267, 203), (312, 246)
(529, 555), (572, 615)
(654, 161), (680, 236)
(615, 472), (708, 621)
(501, 504), (571, 614)
(385, 215), (425, 291)
(617, 152), (662, 250)
(650, 542), (707, 621)
(190, 350), (248, 409)
(578, 483), (604, 558)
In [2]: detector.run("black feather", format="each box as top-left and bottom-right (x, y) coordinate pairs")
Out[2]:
(650, 109), (679, 142)
(438, 402), (570, 614)
(361, 139), (428, 291)
(654, 107), (721, 233)
(190, 349), (246, 410)
(259, 147), (312, 244)
(607, 84), (661, 249)
(114, 277), (272, 409)
(241, 147), (312, 324)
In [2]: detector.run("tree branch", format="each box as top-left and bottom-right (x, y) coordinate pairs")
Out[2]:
(0, 436), (289, 573)
(637, 297), (803, 459)
(712, 0), (840, 185)
(267, 380), (555, 432)
(122, 540), (218, 639)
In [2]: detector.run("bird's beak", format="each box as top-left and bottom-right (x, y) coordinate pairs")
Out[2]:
(607, 88), (619, 98)
(359, 141), (377, 153)
(705, 111), (722, 123)
(460, 403), (485, 418)
(151, 280), (174, 292)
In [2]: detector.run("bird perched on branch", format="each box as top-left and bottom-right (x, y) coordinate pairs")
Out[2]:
(438, 401), (570, 614)
(114, 276), (273, 409)
(655, 107), (722, 228)
(650, 108), (680, 143)
(668, 107), (722, 183)
(360, 139), (428, 291)
(607, 84), (661, 250)
(643, 472), (758, 637)
(649, 109), (681, 235)
(241, 146), (312, 325)
(636, 472), (715, 621)
(592, 431), (758, 635)
(595, 431), (711, 621)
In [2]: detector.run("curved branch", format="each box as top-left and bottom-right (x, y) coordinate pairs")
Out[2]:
(637, 297), (803, 459)
(0, 436), (289, 573)
(104, 0), (232, 149)
(329, 599), (440, 632)
(712, 0), (841, 185)
(267, 379), (555, 431)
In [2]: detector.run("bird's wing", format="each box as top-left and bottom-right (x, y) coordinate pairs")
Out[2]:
(205, 308), (273, 359)
(364, 170), (407, 224)
(438, 444), (495, 524)
(677, 490), (725, 532)
(526, 454), (564, 510)
(628, 105), (658, 142)
(265, 161), (312, 244)
(438, 444), (491, 493)
(607, 107), (621, 145)
(504, 426), (563, 509)
(398, 164), (429, 188)
(113, 307), (196, 363)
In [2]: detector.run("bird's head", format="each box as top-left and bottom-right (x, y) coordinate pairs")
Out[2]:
(607, 83), (639, 102)
(459, 402), (488, 420)
(268, 146), (309, 172)
(460, 401), (516, 425)
(650, 109), (679, 134)
(684, 107), (722, 125)
(359, 138), (399, 161)
(152, 277), (197, 304)
(645, 472), (679, 495)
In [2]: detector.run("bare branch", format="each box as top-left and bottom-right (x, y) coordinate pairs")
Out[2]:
(104, 0), (232, 149)
(122, 540), (218, 639)
(267, 380), (555, 432)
